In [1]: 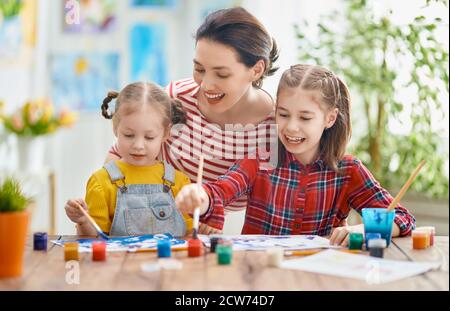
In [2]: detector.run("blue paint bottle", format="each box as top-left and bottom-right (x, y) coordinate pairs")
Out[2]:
(33, 232), (48, 251)
(157, 239), (171, 258)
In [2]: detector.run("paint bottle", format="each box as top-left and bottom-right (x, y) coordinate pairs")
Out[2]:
(157, 239), (172, 258)
(64, 242), (79, 261)
(210, 237), (221, 253)
(188, 238), (203, 257)
(365, 232), (382, 250)
(216, 241), (233, 265)
(368, 238), (386, 258)
(416, 226), (435, 247)
(92, 241), (106, 261)
(348, 233), (364, 250)
(33, 232), (48, 251)
(266, 247), (284, 267)
(412, 230), (428, 250)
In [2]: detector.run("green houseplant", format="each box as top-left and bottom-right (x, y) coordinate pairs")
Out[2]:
(295, 0), (449, 199)
(0, 0), (22, 19)
(0, 177), (33, 278)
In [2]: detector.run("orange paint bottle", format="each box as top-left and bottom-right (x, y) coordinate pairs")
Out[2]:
(416, 226), (435, 247)
(64, 242), (79, 261)
(412, 231), (428, 250)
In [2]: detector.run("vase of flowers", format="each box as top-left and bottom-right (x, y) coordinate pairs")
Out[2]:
(0, 99), (78, 172)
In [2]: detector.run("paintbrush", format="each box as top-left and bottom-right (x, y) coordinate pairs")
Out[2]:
(192, 155), (204, 239)
(75, 201), (109, 240)
(127, 247), (188, 253)
(387, 160), (426, 212)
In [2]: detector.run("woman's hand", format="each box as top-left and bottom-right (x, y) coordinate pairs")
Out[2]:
(175, 184), (210, 215)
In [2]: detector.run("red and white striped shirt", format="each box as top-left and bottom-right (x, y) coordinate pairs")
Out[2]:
(110, 78), (276, 214)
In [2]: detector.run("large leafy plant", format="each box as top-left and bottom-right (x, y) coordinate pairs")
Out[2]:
(295, 0), (449, 198)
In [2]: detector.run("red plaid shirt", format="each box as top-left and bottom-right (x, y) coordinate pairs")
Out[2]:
(201, 152), (415, 236)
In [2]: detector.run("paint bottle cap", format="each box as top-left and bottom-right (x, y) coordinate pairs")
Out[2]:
(219, 239), (233, 247)
(412, 230), (427, 237)
(366, 232), (382, 240)
(157, 239), (171, 247)
(266, 247), (284, 267)
(349, 232), (364, 241)
(416, 226), (435, 234)
(210, 237), (221, 253)
(216, 244), (233, 265)
(33, 232), (48, 251)
(368, 238), (387, 249)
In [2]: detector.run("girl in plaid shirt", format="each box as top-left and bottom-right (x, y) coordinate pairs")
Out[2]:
(175, 64), (416, 246)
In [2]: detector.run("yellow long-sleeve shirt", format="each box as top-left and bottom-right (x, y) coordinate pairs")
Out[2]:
(85, 160), (192, 234)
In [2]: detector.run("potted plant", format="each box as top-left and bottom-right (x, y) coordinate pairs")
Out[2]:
(0, 176), (33, 278)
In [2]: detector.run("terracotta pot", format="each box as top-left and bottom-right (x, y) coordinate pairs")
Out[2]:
(0, 211), (29, 278)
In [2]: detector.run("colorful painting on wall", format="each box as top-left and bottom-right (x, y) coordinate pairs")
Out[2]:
(0, 0), (37, 64)
(200, 0), (241, 19)
(130, 23), (168, 86)
(50, 53), (119, 111)
(130, 0), (177, 8)
(63, 0), (117, 33)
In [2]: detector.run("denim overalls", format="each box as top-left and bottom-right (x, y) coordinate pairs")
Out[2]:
(104, 161), (186, 237)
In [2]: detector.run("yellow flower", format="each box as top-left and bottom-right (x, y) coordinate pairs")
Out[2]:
(41, 101), (54, 123)
(47, 123), (57, 134)
(58, 108), (78, 127)
(22, 101), (32, 120)
(0, 100), (4, 119)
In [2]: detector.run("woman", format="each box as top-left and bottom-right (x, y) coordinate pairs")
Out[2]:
(107, 7), (279, 232)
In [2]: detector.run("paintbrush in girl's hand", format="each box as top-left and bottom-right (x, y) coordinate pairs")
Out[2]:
(75, 201), (109, 240)
(387, 160), (426, 212)
(192, 155), (204, 239)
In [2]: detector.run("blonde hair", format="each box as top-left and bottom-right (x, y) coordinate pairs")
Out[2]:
(101, 82), (186, 131)
(276, 64), (352, 172)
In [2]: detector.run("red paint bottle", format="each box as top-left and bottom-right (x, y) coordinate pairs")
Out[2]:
(188, 238), (203, 257)
(92, 241), (106, 261)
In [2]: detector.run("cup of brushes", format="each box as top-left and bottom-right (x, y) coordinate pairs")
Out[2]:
(361, 160), (426, 249)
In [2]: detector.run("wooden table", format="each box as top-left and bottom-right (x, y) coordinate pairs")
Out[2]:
(1, 236), (448, 291)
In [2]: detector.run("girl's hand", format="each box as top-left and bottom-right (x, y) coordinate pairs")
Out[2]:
(175, 184), (210, 215)
(329, 224), (364, 246)
(198, 222), (222, 235)
(64, 198), (89, 225)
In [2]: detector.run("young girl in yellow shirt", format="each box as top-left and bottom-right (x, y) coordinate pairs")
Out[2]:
(65, 82), (192, 236)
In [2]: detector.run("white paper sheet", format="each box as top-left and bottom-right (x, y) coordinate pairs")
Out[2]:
(199, 234), (340, 251)
(280, 249), (440, 284)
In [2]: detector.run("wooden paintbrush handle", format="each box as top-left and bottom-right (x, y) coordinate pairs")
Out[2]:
(387, 160), (426, 211)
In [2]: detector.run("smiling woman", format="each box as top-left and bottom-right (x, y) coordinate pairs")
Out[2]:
(106, 7), (280, 229)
